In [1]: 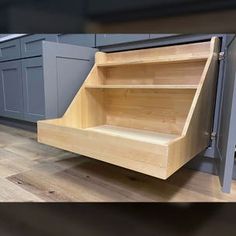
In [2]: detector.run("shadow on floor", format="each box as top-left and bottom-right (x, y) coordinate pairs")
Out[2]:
(55, 155), (197, 201)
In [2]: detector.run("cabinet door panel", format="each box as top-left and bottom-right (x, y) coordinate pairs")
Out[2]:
(0, 39), (21, 61)
(42, 41), (97, 118)
(22, 57), (45, 122)
(56, 58), (92, 116)
(217, 36), (236, 192)
(20, 34), (57, 58)
(0, 61), (24, 119)
(96, 34), (149, 46)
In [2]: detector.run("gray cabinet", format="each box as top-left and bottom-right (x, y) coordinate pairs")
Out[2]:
(96, 34), (149, 46)
(149, 34), (177, 39)
(1, 41), (97, 122)
(42, 41), (97, 117)
(0, 39), (21, 62)
(20, 34), (57, 58)
(0, 60), (24, 119)
(57, 34), (95, 47)
(22, 57), (45, 122)
(217, 36), (236, 192)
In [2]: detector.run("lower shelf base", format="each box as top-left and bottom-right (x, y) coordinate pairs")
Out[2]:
(37, 120), (198, 179)
(86, 125), (178, 145)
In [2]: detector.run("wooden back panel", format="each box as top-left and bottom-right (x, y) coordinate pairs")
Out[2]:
(100, 61), (206, 85)
(104, 89), (195, 135)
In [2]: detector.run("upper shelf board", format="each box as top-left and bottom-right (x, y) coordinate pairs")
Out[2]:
(96, 53), (209, 67)
(85, 84), (198, 89)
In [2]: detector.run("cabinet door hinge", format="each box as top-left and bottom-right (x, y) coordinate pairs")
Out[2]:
(219, 52), (225, 61)
(211, 131), (217, 140)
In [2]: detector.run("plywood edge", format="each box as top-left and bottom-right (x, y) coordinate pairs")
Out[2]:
(95, 51), (107, 64)
(166, 135), (190, 178)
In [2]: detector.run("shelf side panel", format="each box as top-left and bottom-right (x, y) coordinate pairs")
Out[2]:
(167, 37), (220, 178)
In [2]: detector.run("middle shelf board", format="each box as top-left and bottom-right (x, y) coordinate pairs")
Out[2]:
(85, 85), (198, 89)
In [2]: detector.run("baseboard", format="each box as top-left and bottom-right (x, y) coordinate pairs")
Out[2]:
(0, 116), (37, 132)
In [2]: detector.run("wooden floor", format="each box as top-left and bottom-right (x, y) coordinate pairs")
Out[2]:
(0, 124), (235, 202)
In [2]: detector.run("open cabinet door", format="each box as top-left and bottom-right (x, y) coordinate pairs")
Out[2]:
(217, 35), (236, 193)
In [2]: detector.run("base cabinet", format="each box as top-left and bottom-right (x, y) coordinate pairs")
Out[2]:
(0, 42), (97, 122)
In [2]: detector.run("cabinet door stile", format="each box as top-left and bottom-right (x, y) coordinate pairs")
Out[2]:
(22, 57), (45, 122)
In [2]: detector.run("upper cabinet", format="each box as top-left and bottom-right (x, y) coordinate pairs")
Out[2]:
(96, 34), (149, 47)
(20, 34), (58, 58)
(0, 39), (21, 62)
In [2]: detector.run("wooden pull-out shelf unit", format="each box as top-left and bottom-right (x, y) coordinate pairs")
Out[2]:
(38, 37), (219, 179)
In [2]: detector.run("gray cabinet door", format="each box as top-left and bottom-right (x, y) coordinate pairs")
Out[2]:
(42, 41), (97, 118)
(57, 34), (95, 47)
(20, 34), (57, 58)
(22, 57), (45, 122)
(217, 36), (236, 193)
(0, 60), (24, 119)
(0, 39), (21, 62)
(96, 34), (149, 46)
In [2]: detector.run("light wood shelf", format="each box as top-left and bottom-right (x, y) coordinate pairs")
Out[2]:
(38, 38), (219, 180)
(96, 54), (208, 67)
(86, 125), (179, 145)
(85, 84), (198, 89)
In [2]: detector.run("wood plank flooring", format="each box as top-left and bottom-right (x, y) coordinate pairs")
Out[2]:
(0, 123), (235, 202)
